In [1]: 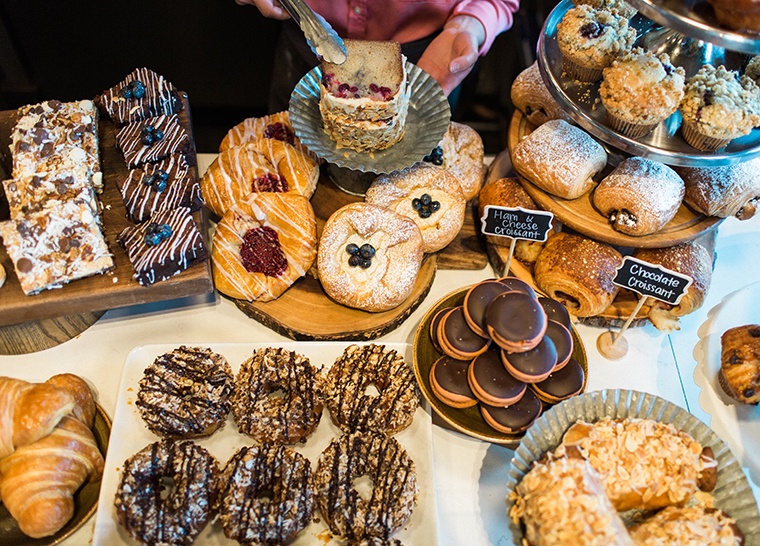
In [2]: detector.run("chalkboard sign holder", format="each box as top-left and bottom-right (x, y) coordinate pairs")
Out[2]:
(597, 256), (693, 360)
(480, 205), (553, 277)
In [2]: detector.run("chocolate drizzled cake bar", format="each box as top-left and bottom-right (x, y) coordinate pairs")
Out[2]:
(118, 207), (207, 286)
(0, 201), (113, 295)
(118, 154), (203, 223)
(96, 67), (182, 126)
(115, 114), (191, 169)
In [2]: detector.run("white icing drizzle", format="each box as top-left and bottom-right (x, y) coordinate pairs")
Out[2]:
(115, 114), (190, 168)
(97, 67), (180, 125)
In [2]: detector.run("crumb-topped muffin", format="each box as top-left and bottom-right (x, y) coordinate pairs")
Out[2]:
(680, 64), (760, 151)
(572, 0), (637, 19)
(747, 55), (760, 86)
(599, 48), (686, 138)
(719, 324), (760, 404)
(557, 5), (637, 82)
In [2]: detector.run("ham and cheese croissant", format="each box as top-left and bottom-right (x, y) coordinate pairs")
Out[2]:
(0, 377), (75, 458)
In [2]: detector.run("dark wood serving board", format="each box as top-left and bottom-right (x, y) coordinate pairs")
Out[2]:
(0, 94), (213, 353)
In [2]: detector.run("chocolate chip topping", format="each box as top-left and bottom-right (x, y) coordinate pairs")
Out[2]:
(17, 257), (34, 273)
(470, 350), (527, 400)
(441, 306), (489, 354)
(502, 336), (558, 377)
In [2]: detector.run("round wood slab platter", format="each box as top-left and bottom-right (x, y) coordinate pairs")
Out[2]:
(0, 312), (105, 356)
(485, 138), (718, 329)
(507, 111), (722, 249)
(228, 174), (439, 341)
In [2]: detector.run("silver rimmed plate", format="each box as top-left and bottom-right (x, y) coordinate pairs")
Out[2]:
(289, 63), (451, 174)
(506, 389), (760, 544)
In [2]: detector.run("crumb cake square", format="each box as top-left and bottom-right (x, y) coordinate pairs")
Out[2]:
(118, 207), (207, 286)
(115, 114), (191, 168)
(118, 154), (202, 223)
(11, 99), (102, 192)
(0, 201), (113, 295)
(96, 67), (182, 126)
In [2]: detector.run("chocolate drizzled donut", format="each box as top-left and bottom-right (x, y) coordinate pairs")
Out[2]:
(325, 344), (420, 435)
(114, 439), (220, 546)
(232, 347), (324, 444)
(219, 443), (314, 544)
(137, 346), (234, 438)
(315, 431), (418, 541)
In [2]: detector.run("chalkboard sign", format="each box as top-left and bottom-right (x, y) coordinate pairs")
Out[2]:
(481, 206), (554, 242)
(612, 256), (692, 306)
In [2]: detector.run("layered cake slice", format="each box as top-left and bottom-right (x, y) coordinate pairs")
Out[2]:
(0, 200), (113, 295)
(118, 153), (202, 223)
(115, 114), (191, 168)
(319, 39), (411, 152)
(118, 207), (207, 286)
(96, 67), (183, 126)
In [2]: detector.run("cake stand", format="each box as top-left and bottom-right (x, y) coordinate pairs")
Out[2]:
(537, 0), (760, 167)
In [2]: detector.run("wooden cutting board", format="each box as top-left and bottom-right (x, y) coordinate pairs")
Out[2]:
(0, 95), (213, 354)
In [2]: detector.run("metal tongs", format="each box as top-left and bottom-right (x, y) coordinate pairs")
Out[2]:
(279, 0), (347, 64)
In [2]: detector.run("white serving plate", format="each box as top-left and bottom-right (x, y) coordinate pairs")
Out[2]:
(92, 342), (437, 545)
(695, 281), (760, 485)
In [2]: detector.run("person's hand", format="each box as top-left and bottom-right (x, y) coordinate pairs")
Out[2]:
(416, 15), (486, 96)
(234, 0), (291, 20)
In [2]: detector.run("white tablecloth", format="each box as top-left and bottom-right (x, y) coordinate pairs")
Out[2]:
(1, 154), (758, 545)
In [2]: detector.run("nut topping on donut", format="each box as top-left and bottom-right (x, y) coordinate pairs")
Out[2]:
(233, 347), (324, 444)
(219, 444), (314, 544)
(137, 346), (234, 439)
(315, 431), (418, 541)
(325, 344), (420, 435)
(115, 439), (220, 546)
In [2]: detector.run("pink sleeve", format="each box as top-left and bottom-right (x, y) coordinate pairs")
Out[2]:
(452, 0), (521, 55)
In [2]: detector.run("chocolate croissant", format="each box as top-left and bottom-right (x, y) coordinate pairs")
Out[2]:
(593, 157), (685, 236)
(533, 231), (622, 318)
(510, 61), (573, 127)
(677, 157), (760, 220)
(633, 240), (712, 332)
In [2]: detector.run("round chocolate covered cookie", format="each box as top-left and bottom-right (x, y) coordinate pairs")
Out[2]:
(429, 355), (478, 408)
(531, 357), (585, 404)
(501, 336), (558, 383)
(480, 388), (542, 434)
(463, 280), (510, 338)
(467, 349), (527, 406)
(438, 306), (490, 360)
(544, 320), (574, 370)
(486, 291), (548, 352)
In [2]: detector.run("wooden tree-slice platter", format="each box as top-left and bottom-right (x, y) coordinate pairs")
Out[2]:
(221, 165), (475, 341)
(507, 111), (722, 249)
(485, 135), (718, 329)
(0, 95), (213, 354)
(231, 254), (437, 341)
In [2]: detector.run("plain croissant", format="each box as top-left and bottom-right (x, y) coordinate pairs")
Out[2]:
(0, 377), (75, 458)
(0, 373), (103, 538)
(0, 414), (104, 538)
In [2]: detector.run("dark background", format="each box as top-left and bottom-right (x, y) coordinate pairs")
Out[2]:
(0, 0), (559, 155)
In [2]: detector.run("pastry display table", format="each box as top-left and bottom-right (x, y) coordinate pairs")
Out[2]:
(0, 153), (757, 545)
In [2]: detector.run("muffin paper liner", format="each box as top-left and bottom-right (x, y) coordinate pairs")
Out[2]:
(289, 62), (451, 174)
(681, 120), (733, 151)
(505, 389), (760, 544)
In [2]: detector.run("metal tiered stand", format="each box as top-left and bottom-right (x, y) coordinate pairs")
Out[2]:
(537, 0), (760, 167)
